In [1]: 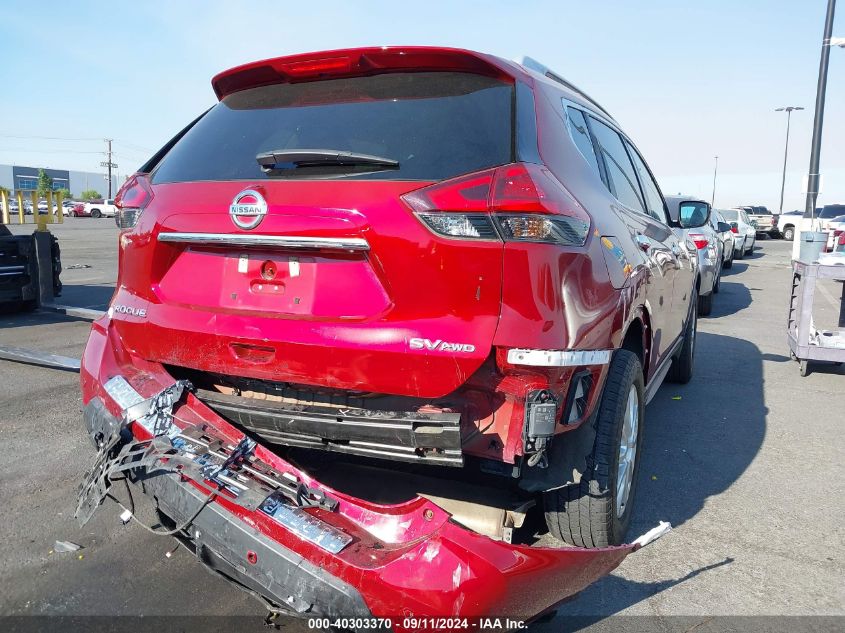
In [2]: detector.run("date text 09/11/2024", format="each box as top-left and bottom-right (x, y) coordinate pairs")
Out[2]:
(306, 617), (528, 630)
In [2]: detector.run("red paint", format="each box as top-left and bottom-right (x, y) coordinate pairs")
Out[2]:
(80, 322), (641, 621)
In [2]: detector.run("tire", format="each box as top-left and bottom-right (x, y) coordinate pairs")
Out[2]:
(543, 349), (644, 547)
(667, 291), (697, 384)
(723, 253), (733, 269)
(783, 226), (795, 241)
(736, 240), (745, 259)
(800, 359), (810, 377)
(745, 238), (754, 255)
(713, 263), (722, 293)
(698, 290), (712, 316)
(91, 209), (102, 218)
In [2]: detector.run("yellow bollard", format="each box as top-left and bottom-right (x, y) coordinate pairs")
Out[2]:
(1, 190), (9, 225)
(31, 191), (46, 231)
(46, 190), (55, 225)
(55, 190), (64, 224)
(16, 191), (24, 224)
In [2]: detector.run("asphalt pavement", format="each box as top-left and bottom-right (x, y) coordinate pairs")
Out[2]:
(0, 220), (842, 630)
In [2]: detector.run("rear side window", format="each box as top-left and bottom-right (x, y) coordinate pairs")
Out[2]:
(588, 116), (646, 213)
(152, 72), (513, 184)
(564, 107), (601, 177)
(625, 142), (667, 223)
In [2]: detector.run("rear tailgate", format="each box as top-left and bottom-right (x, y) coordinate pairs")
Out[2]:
(114, 70), (515, 399)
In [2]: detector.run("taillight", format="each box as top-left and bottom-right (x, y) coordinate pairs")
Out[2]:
(114, 173), (153, 230)
(730, 224), (739, 234)
(689, 232), (709, 249)
(401, 163), (590, 246)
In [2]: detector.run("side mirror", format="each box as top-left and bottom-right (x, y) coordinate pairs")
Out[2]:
(717, 221), (731, 233)
(679, 201), (711, 229)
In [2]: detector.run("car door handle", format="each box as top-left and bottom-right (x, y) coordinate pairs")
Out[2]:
(635, 234), (651, 252)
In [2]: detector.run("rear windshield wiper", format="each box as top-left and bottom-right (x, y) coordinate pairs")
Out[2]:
(256, 149), (399, 173)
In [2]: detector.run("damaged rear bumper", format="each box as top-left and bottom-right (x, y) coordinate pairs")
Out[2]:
(78, 319), (668, 625)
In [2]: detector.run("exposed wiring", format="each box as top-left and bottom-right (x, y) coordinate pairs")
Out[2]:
(108, 477), (219, 537)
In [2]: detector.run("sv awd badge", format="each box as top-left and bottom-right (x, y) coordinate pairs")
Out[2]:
(410, 338), (476, 353)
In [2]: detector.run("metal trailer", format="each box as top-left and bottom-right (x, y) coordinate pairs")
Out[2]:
(787, 259), (845, 376)
(0, 227), (62, 310)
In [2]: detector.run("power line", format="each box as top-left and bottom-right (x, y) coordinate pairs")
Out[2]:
(0, 135), (155, 153)
(113, 139), (155, 153)
(0, 133), (102, 142)
(0, 148), (105, 154)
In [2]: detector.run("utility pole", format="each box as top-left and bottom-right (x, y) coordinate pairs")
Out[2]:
(775, 106), (803, 213)
(105, 139), (113, 198)
(101, 139), (117, 198)
(711, 156), (718, 207)
(804, 0), (837, 225)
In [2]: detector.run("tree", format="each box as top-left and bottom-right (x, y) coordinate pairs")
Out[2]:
(55, 187), (72, 201)
(36, 169), (53, 197)
(0, 185), (9, 197)
(80, 189), (101, 200)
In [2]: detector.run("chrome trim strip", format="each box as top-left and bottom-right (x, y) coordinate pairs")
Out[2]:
(507, 348), (612, 367)
(157, 232), (369, 252)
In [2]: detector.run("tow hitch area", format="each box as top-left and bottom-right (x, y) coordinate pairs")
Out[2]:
(77, 378), (671, 627)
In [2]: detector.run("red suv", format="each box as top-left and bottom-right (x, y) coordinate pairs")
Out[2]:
(78, 47), (703, 623)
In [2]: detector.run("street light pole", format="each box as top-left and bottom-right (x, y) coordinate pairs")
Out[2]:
(711, 155), (718, 207)
(804, 0), (837, 225)
(775, 106), (803, 213)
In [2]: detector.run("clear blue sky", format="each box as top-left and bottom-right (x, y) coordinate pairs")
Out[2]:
(0, 0), (842, 210)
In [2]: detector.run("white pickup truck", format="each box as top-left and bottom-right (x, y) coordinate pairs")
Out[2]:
(776, 210), (804, 240)
(83, 199), (117, 218)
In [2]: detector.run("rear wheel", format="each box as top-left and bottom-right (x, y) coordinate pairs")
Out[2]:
(736, 240), (745, 259)
(713, 263), (722, 293)
(543, 350), (644, 547)
(783, 226), (795, 241)
(745, 238), (754, 255)
(91, 209), (102, 218)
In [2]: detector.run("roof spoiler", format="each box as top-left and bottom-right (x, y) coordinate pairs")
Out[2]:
(212, 47), (513, 100)
(520, 56), (615, 121)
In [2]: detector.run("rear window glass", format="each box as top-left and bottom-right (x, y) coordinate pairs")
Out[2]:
(152, 72), (513, 184)
(721, 210), (738, 221)
(818, 205), (845, 219)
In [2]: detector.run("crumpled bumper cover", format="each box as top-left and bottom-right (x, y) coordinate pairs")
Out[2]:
(78, 318), (669, 624)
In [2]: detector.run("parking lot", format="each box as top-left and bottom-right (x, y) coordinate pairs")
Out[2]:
(1, 219), (843, 629)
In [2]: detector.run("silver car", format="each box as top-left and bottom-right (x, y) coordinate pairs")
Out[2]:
(666, 196), (721, 316)
(713, 211), (735, 271)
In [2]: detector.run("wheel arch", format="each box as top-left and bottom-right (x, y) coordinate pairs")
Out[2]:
(621, 308), (651, 379)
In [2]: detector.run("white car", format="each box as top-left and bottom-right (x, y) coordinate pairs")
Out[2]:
(825, 215), (845, 250)
(777, 210), (804, 240)
(719, 208), (756, 259)
(83, 199), (117, 218)
(36, 200), (59, 215)
(735, 206), (777, 237)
